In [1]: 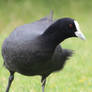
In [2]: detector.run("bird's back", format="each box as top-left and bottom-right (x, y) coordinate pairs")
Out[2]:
(7, 15), (53, 43)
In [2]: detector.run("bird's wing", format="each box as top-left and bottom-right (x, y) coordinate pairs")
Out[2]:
(8, 11), (54, 41)
(52, 45), (73, 64)
(61, 48), (73, 60)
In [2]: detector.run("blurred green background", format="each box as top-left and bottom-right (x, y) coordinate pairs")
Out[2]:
(0, 0), (92, 92)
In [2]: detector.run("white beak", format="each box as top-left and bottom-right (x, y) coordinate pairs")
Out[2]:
(74, 20), (86, 40)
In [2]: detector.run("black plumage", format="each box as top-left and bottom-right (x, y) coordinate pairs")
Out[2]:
(1, 12), (85, 92)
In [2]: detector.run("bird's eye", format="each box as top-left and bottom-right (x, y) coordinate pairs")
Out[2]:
(69, 24), (73, 28)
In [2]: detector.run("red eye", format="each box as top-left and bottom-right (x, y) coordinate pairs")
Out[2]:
(69, 24), (73, 28)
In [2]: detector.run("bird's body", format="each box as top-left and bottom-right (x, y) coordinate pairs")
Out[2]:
(1, 12), (85, 92)
(2, 17), (54, 76)
(2, 15), (73, 76)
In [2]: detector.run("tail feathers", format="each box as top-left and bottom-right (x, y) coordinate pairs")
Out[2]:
(39, 10), (53, 22)
(47, 10), (53, 21)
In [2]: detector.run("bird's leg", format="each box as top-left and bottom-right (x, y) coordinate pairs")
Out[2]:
(41, 76), (46, 92)
(6, 71), (14, 92)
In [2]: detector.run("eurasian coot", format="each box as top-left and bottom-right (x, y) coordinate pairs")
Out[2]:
(2, 12), (86, 92)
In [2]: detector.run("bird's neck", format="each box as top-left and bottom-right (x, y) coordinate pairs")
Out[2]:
(41, 22), (68, 47)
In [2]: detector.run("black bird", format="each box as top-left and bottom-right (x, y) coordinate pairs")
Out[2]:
(2, 12), (85, 92)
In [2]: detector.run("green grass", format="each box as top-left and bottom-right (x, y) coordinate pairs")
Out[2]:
(0, 0), (92, 92)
